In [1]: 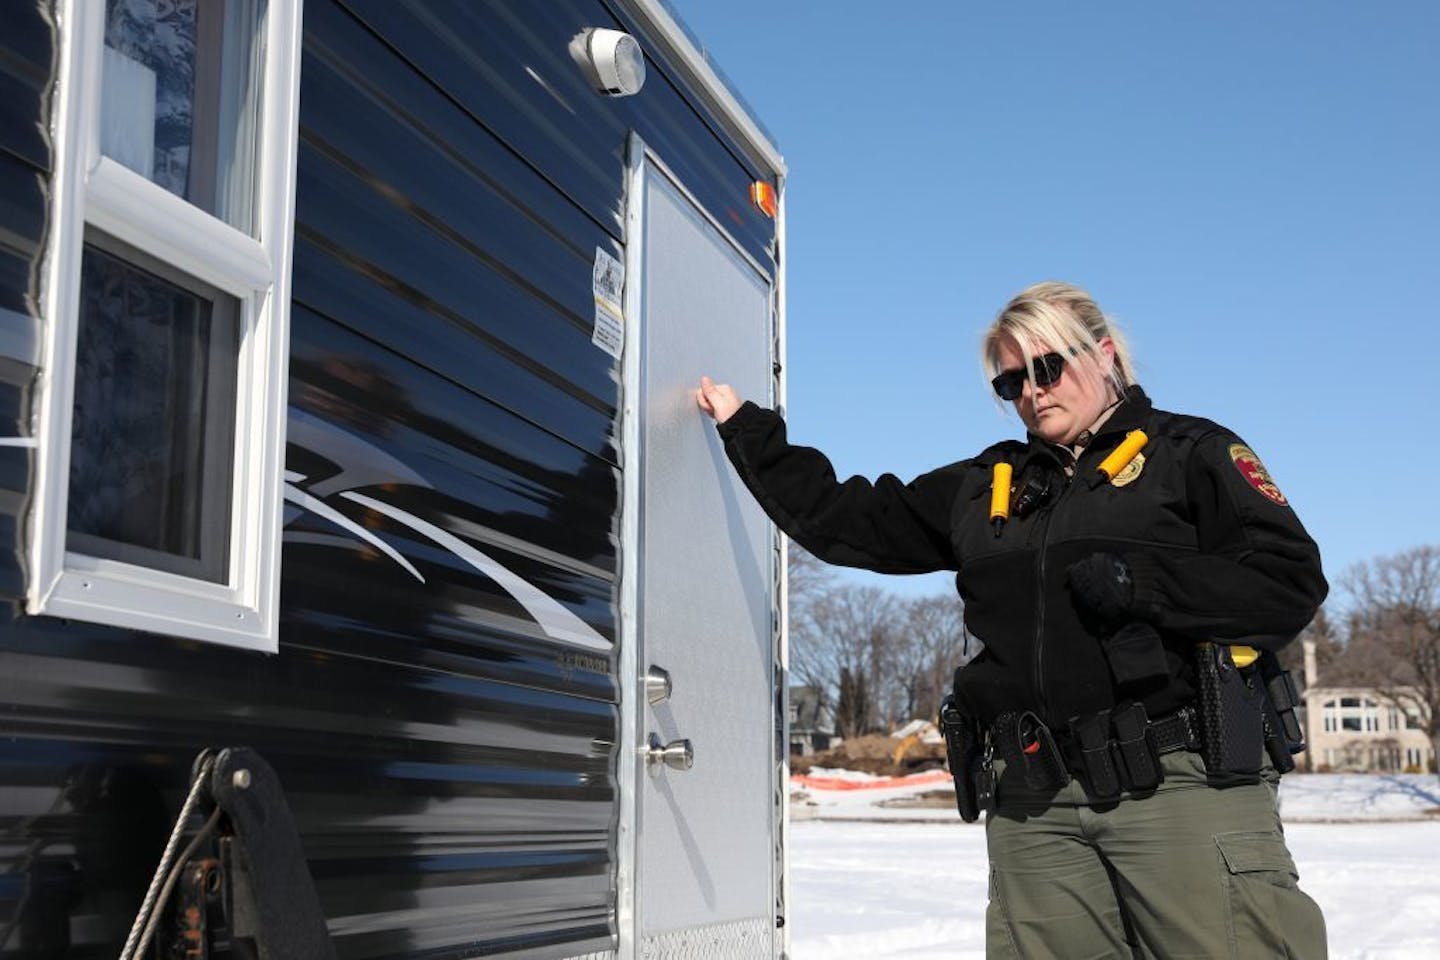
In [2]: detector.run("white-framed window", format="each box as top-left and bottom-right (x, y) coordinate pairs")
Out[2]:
(32, 0), (303, 651)
(1322, 696), (1386, 735)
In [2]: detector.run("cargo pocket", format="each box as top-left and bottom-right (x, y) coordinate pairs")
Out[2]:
(1214, 831), (1325, 959)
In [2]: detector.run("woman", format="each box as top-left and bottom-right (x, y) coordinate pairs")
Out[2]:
(697, 281), (1328, 959)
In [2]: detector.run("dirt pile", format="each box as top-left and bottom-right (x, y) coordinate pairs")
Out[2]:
(792, 734), (948, 777)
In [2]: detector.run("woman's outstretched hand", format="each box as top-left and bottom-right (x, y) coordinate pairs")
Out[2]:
(696, 375), (743, 424)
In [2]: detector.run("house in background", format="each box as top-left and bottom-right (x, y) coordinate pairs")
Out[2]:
(789, 685), (836, 756)
(1299, 639), (1434, 773)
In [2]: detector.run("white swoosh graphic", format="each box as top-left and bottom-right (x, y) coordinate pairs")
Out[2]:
(287, 408), (431, 498)
(341, 491), (609, 653)
(283, 471), (425, 583)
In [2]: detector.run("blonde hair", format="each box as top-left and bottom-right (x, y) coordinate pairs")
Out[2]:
(981, 281), (1135, 400)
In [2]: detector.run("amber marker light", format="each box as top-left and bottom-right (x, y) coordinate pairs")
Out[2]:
(990, 462), (1013, 538)
(750, 180), (778, 218)
(1097, 430), (1149, 482)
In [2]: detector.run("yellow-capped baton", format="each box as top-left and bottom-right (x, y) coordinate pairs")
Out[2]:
(1092, 430), (1148, 488)
(990, 462), (1013, 538)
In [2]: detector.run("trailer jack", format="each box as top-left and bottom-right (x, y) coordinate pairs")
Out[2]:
(118, 748), (336, 960)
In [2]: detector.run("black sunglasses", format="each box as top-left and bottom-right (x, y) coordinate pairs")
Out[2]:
(991, 352), (1066, 401)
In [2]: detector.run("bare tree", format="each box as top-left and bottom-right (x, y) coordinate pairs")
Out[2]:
(785, 543), (974, 735)
(786, 538), (833, 603)
(1340, 545), (1440, 778)
(785, 541), (894, 734)
(786, 539), (904, 737)
(812, 584), (902, 734)
(834, 666), (872, 742)
(1279, 607), (1344, 690)
(897, 595), (972, 722)
(785, 540), (837, 697)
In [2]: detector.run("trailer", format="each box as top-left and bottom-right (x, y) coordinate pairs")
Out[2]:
(0, 2), (788, 956)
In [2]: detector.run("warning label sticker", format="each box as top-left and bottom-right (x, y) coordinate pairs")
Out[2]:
(590, 247), (624, 359)
(592, 247), (624, 316)
(592, 302), (623, 359)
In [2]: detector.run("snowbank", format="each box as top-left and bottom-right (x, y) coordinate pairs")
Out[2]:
(788, 819), (1440, 959)
(786, 771), (1440, 957)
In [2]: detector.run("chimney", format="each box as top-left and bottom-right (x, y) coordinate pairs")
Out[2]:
(1303, 638), (1318, 692)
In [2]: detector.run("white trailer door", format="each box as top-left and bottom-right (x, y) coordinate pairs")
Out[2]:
(624, 144), (779, 958)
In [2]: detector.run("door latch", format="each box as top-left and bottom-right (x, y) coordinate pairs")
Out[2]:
(645, 732), (693, 772)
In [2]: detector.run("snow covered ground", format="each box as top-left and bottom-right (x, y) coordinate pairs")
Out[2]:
(786, 773), (1440, 959)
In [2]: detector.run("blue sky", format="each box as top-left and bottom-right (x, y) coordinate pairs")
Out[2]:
(670, 0), (1440, 607)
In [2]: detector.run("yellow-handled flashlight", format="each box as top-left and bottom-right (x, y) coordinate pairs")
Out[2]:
(990, 462), (1013, 538)
(1097, 430), (1148, 482)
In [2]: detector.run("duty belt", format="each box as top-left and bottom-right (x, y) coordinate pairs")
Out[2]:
(1145, 706), (1202, 754)
(992, 703), (1201, 799)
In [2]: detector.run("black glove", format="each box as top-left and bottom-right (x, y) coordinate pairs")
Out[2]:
(1066, 552), (1135, 627)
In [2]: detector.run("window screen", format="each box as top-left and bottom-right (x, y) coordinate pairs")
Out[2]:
(67, 233), (238, 582)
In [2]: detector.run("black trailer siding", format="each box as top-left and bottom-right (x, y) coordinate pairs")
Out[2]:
(296, 0), (623, 463)
(341, 0), (778, 269)
(2, 612), (617, 957)
(0, 0), (50, 611)
(0, 5), (53, 174)
(2, 1), (778, 957)
(0, 27), (52, 934)
(283, 309), (619, 662)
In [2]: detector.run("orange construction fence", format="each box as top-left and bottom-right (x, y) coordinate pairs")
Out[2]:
(790, 769), (952, 792)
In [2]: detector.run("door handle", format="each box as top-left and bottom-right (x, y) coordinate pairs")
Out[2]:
(644, 665), (672, 705)
(646, 732), (693, 772)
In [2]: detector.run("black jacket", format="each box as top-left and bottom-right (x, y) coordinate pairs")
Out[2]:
(717, 386), (1327, 728)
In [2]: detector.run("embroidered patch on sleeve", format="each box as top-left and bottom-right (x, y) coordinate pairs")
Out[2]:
(1228, 443), (1288, 506)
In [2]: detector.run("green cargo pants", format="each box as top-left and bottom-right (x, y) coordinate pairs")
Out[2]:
(984, 750), (1326, 959)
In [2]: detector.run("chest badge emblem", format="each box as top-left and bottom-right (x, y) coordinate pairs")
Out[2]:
(1110, 452), (1145, 487)
(1229, 443), (1288, 505)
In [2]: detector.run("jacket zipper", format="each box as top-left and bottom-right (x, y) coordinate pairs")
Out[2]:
(1032, 462), (1079, 722)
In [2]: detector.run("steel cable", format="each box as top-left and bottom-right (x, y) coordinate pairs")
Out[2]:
(117, 752), (216, 960)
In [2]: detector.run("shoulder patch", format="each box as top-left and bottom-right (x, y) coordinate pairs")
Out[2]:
(1228, 443), (1287, 506)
